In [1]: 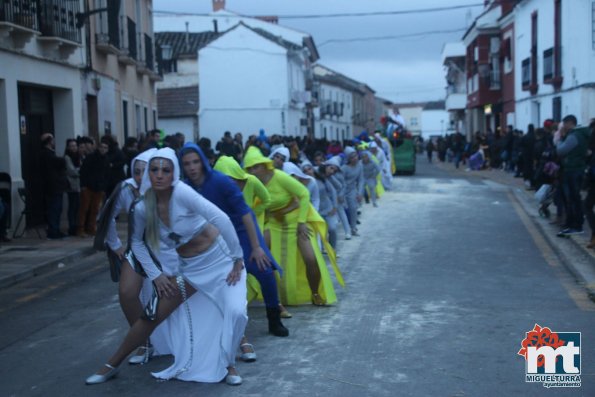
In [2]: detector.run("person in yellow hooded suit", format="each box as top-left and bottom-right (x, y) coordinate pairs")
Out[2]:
(243, 146), (344, 311)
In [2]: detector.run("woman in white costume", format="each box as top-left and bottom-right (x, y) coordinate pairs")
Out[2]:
(86, 148), (247, 386)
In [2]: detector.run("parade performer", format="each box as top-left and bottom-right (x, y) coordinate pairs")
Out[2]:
(324, 156), (352, 240)
(370, 140), (392, 190)
(179, 143), (288, 341)
(214, 155), (291, 317)
(283, 162), (320, 211)
(86, 148), (247, 386)
(310, 164), (339, 249)
(243, 147), (344, 307)
(360, 151), (381, 207)
(341, 147), (364, 236)
(94, 148), (173, 364)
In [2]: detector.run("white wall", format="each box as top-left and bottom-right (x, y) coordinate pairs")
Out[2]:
(158, 117), (196, 143)
(199, 25), (306, 142)
(421, 110), (449, 138)
(514, 0), (595, 129)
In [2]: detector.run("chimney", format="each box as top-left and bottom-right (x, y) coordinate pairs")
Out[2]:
(185, 21), (189, 53)
(212, 0), (225, 12)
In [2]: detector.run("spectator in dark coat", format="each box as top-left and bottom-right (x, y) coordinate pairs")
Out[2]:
(77, 141), (110, 237)
(101, 135), (126, 199)
(40, 133), (69, 239)
(122, 137), (139, 177)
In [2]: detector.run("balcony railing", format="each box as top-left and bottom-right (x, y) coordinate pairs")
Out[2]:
(543, 47), (554, 81)
(38, 0), (80, 43)
(521, 57), (531, 88)
(127, 17), (136, 60)
(95, 0), (120, 50)
(0, 0), (39, 30)
(144, 33), (153, 71)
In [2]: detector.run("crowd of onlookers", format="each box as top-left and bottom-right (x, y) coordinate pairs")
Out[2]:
(425, 115), (595, 242)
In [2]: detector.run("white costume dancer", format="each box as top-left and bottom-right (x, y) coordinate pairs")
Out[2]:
(133, 148), (247, 382)
(86, 148), (247, 386)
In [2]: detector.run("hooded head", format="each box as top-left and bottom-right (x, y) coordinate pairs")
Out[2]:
(243, 146), (273, 170)
(324, 155), (343, 170)
(179, 142), (213, 188)
(360, 150), (372, 163)
(131, 148), (157, 189)
(269, 146), (290, 169)
(214, 155), (248, 180)
(140, 147), (180, 195)
(283, 162), (313, 183)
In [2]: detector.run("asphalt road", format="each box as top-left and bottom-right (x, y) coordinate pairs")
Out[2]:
(1, 157), (594, 397)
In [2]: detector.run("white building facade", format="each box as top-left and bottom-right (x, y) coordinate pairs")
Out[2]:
(514, 0), (595, 128)
(198, 23), (312, 142)
(312, 65), (355, 141)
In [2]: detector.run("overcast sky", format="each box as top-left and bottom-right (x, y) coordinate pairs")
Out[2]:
(152, 0), (482, 104)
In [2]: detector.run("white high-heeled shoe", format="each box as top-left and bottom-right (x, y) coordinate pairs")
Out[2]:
(85, 363), (120, 385)
(239, 343), (257, 362)
(225, 372), (242, 386)
(128, 345), (154, 365)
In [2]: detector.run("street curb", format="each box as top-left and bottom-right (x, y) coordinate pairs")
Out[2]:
(509, 187), (595, 301)
(0, 246), (96, 289)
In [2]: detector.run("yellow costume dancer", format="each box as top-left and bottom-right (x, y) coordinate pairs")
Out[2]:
(244, 147), (344, 306)
(214, 156), (270, 231)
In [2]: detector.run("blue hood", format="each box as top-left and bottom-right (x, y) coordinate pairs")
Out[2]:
(179, 142), (213, 184)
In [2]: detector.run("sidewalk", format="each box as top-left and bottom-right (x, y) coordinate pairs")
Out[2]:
(0, 222), (126, 289)
(431, 157), (595, 298)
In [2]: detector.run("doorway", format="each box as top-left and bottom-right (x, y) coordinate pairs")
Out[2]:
(18, 84), (54, 226)
(86, 95), (99, 143)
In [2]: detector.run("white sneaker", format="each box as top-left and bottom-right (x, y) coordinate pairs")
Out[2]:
(345, 234), (352, 240)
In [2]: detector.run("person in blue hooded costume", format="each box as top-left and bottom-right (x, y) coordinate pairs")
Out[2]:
(179, 143), (288, 345)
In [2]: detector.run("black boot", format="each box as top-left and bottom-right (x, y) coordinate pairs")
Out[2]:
(266, 307), (289, 337)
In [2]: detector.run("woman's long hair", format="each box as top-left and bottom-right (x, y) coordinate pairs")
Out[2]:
(143, 187), (160, 252)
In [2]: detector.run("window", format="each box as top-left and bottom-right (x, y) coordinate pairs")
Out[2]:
(122, 100), (129, 139)
(135, 104), (141, 134)
(410, 117), (418, 126)
(522, 58), (531, 87)
(153, 109), (157, 129)
(553, 96), (561, 122)
(490, 55), (501, 89)
(144, 106), (148, 131)
(543, 48), (554, 81)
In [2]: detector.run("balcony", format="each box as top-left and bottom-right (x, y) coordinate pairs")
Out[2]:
(95, 0), (120, 55)
(445, 92), (466, 111)
(37, 0), (80, 58)
(117, 17), (136, 65)
(0, 0), (40, 49)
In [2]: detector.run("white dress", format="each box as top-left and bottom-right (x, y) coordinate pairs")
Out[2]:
(131, 182), (247, 382)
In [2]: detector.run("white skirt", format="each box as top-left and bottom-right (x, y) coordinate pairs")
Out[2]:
(136, 248), (179, 357)
(151, 236), (248, 383)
